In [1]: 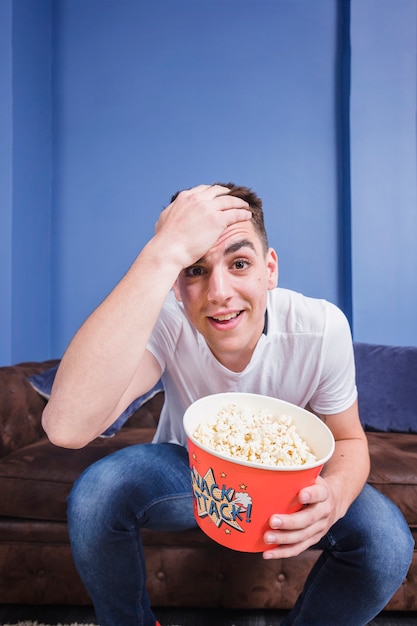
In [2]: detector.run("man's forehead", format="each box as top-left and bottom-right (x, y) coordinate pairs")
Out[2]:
(197, 228), (260, 264)
(215, 220), (260, 250)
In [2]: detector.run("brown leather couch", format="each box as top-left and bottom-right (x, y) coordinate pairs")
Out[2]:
(0, 348), (416, 611)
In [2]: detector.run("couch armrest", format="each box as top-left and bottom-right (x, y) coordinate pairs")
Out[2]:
(0, 360), (60, 458)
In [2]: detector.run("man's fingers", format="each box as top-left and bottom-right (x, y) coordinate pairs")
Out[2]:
(221, 207), (253, 228)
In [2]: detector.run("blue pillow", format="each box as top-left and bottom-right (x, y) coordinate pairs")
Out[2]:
(29, 366), (164, 437)
(354, 342), (417, 434)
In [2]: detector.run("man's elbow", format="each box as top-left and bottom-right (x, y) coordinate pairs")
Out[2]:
(41, 406), (91, 450)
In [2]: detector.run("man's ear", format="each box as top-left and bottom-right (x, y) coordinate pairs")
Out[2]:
(173, 279), (182, 302)
(267, 248), (279, 289)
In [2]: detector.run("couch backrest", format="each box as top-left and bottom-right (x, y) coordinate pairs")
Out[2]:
(0, 361), (59, 457)
(354, 342), (417, 433)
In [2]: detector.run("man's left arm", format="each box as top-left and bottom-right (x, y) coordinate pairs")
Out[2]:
(318, 400), (370, 516)
(262, 400), (370, 560)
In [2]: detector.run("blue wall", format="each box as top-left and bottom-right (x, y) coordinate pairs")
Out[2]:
(0, 0), (13, 363)
(1, 0), (416, 365)
(350, 0), (417, 345)
(51, 0), (341, 357)
(0, 0), (52, 364)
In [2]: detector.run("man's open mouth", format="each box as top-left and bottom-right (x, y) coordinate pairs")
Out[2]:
(210, 311), (242, 323)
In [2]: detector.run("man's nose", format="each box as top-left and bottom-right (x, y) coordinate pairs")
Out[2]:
(207, 268), (232, 303)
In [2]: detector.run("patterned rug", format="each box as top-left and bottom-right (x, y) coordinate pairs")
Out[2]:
(2, 623), (97, 626)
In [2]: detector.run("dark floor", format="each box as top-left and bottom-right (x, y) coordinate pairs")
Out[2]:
(0, 606), (416, 626)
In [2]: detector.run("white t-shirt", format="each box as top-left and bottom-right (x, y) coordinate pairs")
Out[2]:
(147, 288), (357, 446)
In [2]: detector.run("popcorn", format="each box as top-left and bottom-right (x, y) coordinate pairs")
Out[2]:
(193, 403), (317, 467)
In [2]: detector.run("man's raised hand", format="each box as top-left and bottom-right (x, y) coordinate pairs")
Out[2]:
(154, 184), (252, 270)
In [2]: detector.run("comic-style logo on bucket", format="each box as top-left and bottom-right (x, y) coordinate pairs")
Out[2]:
(191, 465), (253, 533)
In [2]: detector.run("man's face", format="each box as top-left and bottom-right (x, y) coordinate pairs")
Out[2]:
(173, 220), (278, 372)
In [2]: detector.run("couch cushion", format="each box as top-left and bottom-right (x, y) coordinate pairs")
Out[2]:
(354, 342), (417, 433)
(0, 428), (155, 522)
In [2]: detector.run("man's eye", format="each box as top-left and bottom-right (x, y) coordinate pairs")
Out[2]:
(234, 259), (250, 270)
(184, 266), (204, 277)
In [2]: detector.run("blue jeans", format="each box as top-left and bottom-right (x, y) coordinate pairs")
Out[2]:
(67, 443), (414, 626)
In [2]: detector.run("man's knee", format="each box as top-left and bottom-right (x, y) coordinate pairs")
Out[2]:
(343, 484), (414, 577)
(67, 459), (116, 544)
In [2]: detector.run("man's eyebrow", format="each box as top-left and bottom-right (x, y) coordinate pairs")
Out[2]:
(224, 239), (257, 256)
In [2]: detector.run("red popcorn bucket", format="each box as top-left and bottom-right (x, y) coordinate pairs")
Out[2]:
(183, 392), (335, 553)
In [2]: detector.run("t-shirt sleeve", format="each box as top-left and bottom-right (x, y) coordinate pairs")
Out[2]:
(146, 292), (181, 373)
(308, 301), (357, 415)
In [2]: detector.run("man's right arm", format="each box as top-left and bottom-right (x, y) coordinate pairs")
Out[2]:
(42, 237), (182, 448)
(42, 184), (251, 448)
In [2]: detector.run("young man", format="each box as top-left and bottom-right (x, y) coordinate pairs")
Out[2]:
(42, 183), (413, 626)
